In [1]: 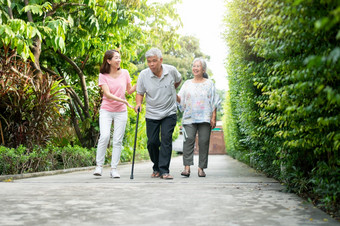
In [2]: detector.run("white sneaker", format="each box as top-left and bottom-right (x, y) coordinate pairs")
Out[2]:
(110, 168), (120, 178)
(93, 166), (102, 176)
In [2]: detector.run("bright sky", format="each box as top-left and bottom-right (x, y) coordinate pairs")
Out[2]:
(147, 0), (229, 90)
(176, 0), (229, 91)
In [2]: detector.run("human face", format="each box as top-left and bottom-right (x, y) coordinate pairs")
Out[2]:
(147, 56), (163, 76)
(192, 61), (204, 78)
(107, 52), (121, 69)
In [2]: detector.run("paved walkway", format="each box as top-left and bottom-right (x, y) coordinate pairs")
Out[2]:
(1, 154), (339, 226)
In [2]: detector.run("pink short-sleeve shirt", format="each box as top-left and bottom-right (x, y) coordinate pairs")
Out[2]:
(98, 69), (131, 112)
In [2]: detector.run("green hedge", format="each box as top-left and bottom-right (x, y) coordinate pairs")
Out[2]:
(0, 108), (178, 176)
(0, 145), (96, 175)
(223, 0), (339, 213)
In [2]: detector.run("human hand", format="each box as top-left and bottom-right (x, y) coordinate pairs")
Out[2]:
(125, 101), (133, 109)
(134, 104), (141, 113)
(210, 118), (216, 129)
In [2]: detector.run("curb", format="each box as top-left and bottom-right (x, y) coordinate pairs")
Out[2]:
(0, 166), (97, 182)
(0, 160), (145, 182)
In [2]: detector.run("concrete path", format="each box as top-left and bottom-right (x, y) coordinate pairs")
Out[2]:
(0, 155), (338, 226)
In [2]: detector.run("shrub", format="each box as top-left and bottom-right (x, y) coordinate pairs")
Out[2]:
(0, 145), (96, 175)
(0, 45), (68, 149)
(223, 0), (340, 213)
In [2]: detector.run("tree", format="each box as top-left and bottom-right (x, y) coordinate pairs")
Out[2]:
(164, 35), (210, 81)
(0, 0), (182, 148)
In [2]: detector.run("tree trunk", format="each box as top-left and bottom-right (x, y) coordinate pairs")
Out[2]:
(40, 62), (97, 148)
(24, 0), (42, 75)
(7, 3), (13, 19)
(69, 100), (86, 147)
(40, 65), (90, 146)
(56, 50), (90, 119)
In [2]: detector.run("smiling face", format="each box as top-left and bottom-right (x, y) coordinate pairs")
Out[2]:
(192, 60), (205, 78)
(107, 51), (121, 70)
(147, 56), (163, 76)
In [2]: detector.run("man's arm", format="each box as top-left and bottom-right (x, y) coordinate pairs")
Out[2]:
(174, 79), (181, 89)
(135, 93), (144, 113)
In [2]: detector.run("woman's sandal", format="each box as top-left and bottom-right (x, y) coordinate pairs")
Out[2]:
(181, 170), (190, 177)
(198, 169), (206, 177)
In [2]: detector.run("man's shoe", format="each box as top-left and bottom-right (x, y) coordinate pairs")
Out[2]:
(93, 166), (103, 176)
(110, 169), (120, 178)
(160, 173), (174, 180)
(151, 171), (160, 178)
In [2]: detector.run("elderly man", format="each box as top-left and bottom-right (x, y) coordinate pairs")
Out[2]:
(135, 48), (181, 179)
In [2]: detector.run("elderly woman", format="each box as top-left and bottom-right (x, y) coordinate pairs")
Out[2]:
(177, 58), (219, 177)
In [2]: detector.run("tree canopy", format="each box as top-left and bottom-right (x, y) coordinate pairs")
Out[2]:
(1, 0), (183, 148)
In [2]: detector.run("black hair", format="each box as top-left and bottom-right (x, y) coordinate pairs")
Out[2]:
(100, 50), (120, 74)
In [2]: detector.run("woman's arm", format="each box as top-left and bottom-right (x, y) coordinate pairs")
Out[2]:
(210, 108), (217, 129)
(126, 83), (136, 95)
(101, 84), (133, 108)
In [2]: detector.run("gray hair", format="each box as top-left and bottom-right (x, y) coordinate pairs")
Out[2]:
(145, 48), (162, 59)
(193, 58), (208, 78)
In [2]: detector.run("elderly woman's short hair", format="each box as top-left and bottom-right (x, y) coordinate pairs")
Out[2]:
(193, 58), (207, 71)
(193, 58), (208, 78)
(145, 48), (162, 59)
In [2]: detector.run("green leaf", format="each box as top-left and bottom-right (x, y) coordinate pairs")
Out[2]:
(29, 50), (35, 63)
(315, 17), (330, 30)
(58, 36), (65, 52)
(21, 4), (44, 16)
(327, 47), (340, 64)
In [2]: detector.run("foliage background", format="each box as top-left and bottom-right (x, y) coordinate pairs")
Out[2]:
(0, 0), (221, 176)
(222, 0), (339, 214)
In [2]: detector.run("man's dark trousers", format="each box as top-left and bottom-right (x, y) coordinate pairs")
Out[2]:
(146, 114), (177, 175)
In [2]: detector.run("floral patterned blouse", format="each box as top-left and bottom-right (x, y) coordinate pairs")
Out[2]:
(178, 79), (220, 125)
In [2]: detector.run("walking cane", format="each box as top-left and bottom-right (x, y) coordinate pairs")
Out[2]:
(130, 107), (140, 179)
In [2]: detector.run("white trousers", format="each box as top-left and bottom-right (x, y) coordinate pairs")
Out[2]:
(96, 109), (127, 168)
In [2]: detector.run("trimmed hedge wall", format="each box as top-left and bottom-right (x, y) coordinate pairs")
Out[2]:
(0, 145), (96, 175)
(223, 0), (339, 213)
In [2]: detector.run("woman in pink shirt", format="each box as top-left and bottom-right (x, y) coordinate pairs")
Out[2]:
(93, 50), (136, 178)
